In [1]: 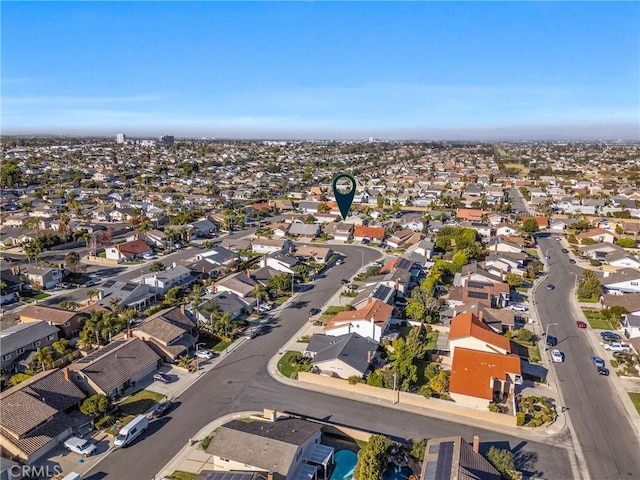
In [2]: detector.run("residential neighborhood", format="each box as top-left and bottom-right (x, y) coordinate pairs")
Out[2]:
(1, 137), (640, 480)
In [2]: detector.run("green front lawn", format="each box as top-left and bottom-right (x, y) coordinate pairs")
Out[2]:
(33, 293), (51, 300)
(511, 339), (541, 363)
(628, 392), (640, 416)
(578, 296), (599, 303)
(582, 310), (612, 330)
(169, 471), (198, 480)
(212, 340), (231, 352)
(277, 351), (301, 378)
(118, 389), (164, 415)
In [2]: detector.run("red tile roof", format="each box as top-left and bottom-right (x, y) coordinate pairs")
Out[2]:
(449, 348), (521, 400)
(116, 239), (152, 255)
(448, 312), (511, 352)
(323, 300), (393, 331)
(353, 226), (385, 239)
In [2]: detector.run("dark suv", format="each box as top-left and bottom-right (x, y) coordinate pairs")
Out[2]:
(546, 335), (558, 348)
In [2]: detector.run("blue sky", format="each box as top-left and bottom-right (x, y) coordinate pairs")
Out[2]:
(2, 1), (639, 140)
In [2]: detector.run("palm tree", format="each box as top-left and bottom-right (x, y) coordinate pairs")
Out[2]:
(86, 289), (99, 304)
(35, 347), (53, 372)
(251, 284), (269, 308)
(58, 300), (81, 310)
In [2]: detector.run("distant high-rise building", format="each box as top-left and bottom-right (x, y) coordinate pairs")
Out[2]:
(159, 135), (175, 145)
(116, 133), (126, 144)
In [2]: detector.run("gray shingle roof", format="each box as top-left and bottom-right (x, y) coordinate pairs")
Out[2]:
(0, 321), (59, 354)
(309, 333), (379, 375)
(0, 390), (59, 436)
(13, 368), (86, 411)
(69, 338), (160, 394)
(206, 418), (322, 476)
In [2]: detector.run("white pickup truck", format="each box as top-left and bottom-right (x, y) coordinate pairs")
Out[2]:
(64, 436), (97, 457)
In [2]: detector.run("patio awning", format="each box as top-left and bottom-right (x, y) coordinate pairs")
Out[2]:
(304, 443), (334, 467)
(293, 463), (318, 480)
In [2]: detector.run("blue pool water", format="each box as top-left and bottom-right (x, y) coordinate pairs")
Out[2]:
(330, 449), (358, 480)
(382, 465), (413, 480)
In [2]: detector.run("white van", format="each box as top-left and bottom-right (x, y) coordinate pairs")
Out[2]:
(114, 414), (148, 448)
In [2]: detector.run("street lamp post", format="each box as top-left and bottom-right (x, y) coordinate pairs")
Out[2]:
(195, 342), (205, 374)
(545, 323), (558, 351)
(392, 372), (398, 404)
(570, 272), (579, 291)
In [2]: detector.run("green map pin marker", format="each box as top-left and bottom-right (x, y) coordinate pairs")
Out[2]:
(332, 173), (356, 221)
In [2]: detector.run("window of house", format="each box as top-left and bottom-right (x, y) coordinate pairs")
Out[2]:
(33, 341), (41, 347)
(631, 282), (638, 286)
(2, 353), (11, 361)
(16, 348), (24, 355)
(47, 334), (55, 341)
(220, 458), (229, 463)
(62, 321), (70, 327)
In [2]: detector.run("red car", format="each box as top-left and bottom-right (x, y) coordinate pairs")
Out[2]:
(576, 321), (587, 329)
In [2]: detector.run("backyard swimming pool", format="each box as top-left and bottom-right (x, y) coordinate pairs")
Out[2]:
(330, 449), (358, 480)
(382, 465), (414, 480)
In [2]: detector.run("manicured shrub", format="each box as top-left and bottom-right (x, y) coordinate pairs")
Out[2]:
(516, 412), (526, 426)
(530, 418), (542, 427)
(348, 375), (361, 385)
(542, 415), (552, 423)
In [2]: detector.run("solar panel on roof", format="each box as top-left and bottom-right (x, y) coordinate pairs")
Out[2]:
(467, 291), (488, 299)
(75, 339), (126, 363)
(102, 280), (116, 288)
(468, 281), (489, 289)
(121, 282), (138, 292)
(434, 441), (454, 480)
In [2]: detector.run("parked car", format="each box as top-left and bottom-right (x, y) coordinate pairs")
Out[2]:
(576, 320), (587, 329)
(196, 349), (215, 360)
(551, 349), (564, 363)
(569, 259), (576, 264)
(562, 248), (569, 253)
(340, 279), (350, 284)
(546, 335), (558, 347)
(511, 304), (529, 313)
(546, 284), (555, 290)
(592, 356), (605, 368)
(598, 366), (610, 376)
(555, 237), (561, 241)
(603, 342), (630, 352)
(601, 331), (621, 342)
(335, 259), (344, 265)
(152, 401), (173, 418)
(64, 436), (97, 457)
(347, 284), (359, 291)
(143, 253), (157, 260)
(153, 373), (172, 383)
(114, 414), (148, 448)
(309, 308), (321, 316)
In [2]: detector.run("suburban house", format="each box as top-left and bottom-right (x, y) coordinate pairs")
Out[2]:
(488, 236), (524, 254)
(139, 264), (197, 295)
(20, 304), (87, 339)
(304, 332), (379, 379)
(189, 219), (218, 238)
(0, 321), (59, 375)
(133, 307), (198, 362)
(576, 228), (617, 244)
(288, 223), (320, 239)
(252, 238), (291, 254)
(0, 368), (86, 464)
(352, 225), (385, 243)
(215, 271), (258, 299)
(68, 337), (161, 398)
(455, 208), (484, 222)
(420, 436), (501, 480)
(205, 415), (333, 480)
(21, 265), (63, 291)
(600, 268), (640, 294)
(263, 251), (300, 274)
(98, 280), (155, 311)
(580, 244), (640, 269)
(294, 246), (333, 264)
(404, 238), (436, 265)
(448, 312), (522, 408)
(105, 238), (153, 262)
(0, 267), (25, 305)
(385, 229), (423, 249)
(323, 299), (394, 342)
(324, 222), (353, 242)
(195, 291), (249, 323)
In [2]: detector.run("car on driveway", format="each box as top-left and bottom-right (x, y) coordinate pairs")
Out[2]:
(153, 373), (172, 383)
(64, 436), (98, 457)
(576, 320), (587, 329)
(546, 335), (558, 347)
(603, 342), (630, 352)
(510, 304), (529, 313)
(196, 349), (215, 359)
(592, 356), (605, 368)
(551, 349), (564, 363)
(152, 400), (173, 418)
(601, 331), (621, 342)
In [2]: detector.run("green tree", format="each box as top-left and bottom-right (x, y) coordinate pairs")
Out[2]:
(65, 251), (85, 273)
(52, 338), (71, 356)
(86, 289), (100, 304)
(429, 370), (450, 395)
(408, 438), (427, 461)
(11, 373), (32, 386)
(35, 347), (53, 371)
(163, 286), (183, 307)
(581, 237), (595, 245)
(79, 394), (110, 417)
(521, 218), (539, 236)
(149, 261), (167, 272)
(0, 159), (23, 187)
(504, 272), (523, 289)
(485, 446), (517, 480)
(354, 434), (391, 480)
(577, 270), (601, 299)
(266, 273), (292, 296)
(376, 195), (384, 208)
(251, 283), (269, 305)
(366, 370), (386, 388)
(616, 238), (637, 248)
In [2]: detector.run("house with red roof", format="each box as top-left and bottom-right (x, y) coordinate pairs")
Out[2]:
(352, 226), (386, 243)
(455, 208), (485, 222)
(323, 299), (394, 342)
(105, 238), (153, 263)
(447, 312), (522, 408)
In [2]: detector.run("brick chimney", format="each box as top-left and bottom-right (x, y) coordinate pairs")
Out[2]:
(367, 351), (372, 363)
(473, 435), (480, 453)
(368, 296), (372, 304)
(478, 310), (483, 324)
(263, 257), (267, 267)
(63, 367), (70, 381)
(127, 325), (132, 338)
(267, 473), (274, 480)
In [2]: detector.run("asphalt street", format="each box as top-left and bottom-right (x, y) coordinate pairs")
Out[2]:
(535, 235), (640, 480)
(83, 244), (574, 480)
